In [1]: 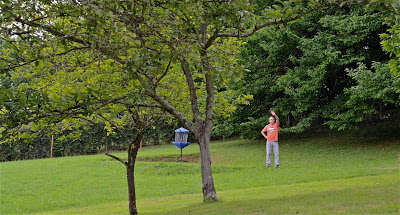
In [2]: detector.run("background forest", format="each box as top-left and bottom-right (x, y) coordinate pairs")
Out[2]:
(1, 0), (399, 161)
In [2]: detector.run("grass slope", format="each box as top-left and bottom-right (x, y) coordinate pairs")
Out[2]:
(1, 137), (399, 214)
(42, 174), (398, 215)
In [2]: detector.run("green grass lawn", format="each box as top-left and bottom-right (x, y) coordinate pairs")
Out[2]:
(1, 137), (399, 214)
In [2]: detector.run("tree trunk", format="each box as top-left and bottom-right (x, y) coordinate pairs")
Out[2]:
(198, 132), (218, 201)
(127, 164), (137, 215)
(126, 132), (142, 215)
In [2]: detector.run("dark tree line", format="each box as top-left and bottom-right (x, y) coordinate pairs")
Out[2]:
(213, 4), (400, 139)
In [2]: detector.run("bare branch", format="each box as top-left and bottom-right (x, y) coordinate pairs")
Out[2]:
(145, 90), (196, 135)
(105, 153), (127, 166)
(156, 61), (171, 85)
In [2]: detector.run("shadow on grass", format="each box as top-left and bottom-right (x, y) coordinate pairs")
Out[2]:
(157, 181), (399, 215)
(104, 153), (201, 163)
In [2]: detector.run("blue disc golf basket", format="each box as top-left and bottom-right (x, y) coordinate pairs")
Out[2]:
(173, 127), (191, 162)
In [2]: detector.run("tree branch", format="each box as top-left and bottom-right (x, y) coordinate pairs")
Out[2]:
(145, 90), (196, 134)
(12, 16), (127, 65)
(179, 58), (202, 128)
(218, 4), (328, 38)
(156, 61), (171, 85)
(105, 153), (127, 166)
(115, 100), (163, 108)
(13, 16), (91, 45)
(1, 46), (90, 73)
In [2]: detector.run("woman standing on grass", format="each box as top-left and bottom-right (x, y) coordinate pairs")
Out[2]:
(261, 111), (280, 168)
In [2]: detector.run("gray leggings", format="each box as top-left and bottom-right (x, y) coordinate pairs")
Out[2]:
(266, 141), (279, 167)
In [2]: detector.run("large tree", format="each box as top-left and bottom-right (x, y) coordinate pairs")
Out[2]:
(1, 0), (345, 205)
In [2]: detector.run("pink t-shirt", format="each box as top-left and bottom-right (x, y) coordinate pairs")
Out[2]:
(262, 123), (279, 142)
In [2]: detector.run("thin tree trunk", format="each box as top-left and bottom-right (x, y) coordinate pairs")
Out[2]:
(127, 164), (137, 215)
(126, 132), (142, 215)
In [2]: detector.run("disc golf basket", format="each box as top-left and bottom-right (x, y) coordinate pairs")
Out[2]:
(172, 127), (191, 162)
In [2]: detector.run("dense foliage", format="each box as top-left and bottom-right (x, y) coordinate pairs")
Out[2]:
(214, 4), (400, 139)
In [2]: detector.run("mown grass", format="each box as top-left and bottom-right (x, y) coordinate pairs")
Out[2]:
(1, 137), (399, 214)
